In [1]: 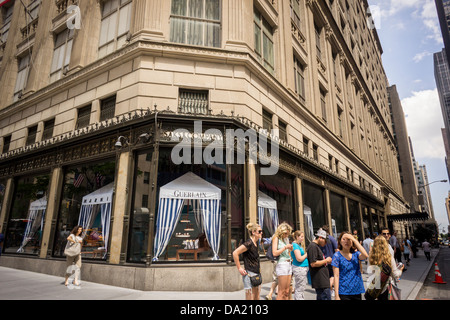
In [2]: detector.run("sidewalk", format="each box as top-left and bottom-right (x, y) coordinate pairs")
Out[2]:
(0, 248), (438, 300)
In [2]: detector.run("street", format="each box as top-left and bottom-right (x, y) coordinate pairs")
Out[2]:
(416, 246), (450, 300)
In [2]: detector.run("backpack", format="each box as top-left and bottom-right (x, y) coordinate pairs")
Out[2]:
(265, 242), (279, 261)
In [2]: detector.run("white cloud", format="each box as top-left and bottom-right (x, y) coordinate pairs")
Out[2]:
(401, 89), (445, 160)
(413, 51), (432, 63)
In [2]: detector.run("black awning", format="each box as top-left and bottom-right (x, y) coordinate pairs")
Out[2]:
(387, 212), (429, 222)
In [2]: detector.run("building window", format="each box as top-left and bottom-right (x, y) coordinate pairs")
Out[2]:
(2, 135), (11, 154)
(76, 105), (92, 129)
(26, 125), (38, 146)
(42, 119), (55, 141)
(290, 0), (301, 30)
(13, 54), (31, 102)
(0, 3), (14, 44)
(178, 89), (209, 114)
(50, 29), (74, 83)
(303, 137), (309, 156)
(262, 109), (273, 132)
(315, 23), (322, 60)
(279, 120), (287, 141)
(312, 143), (318, 162)
(254, 8), (274, 74)
(294, 56), (305, 101)
(100, 96), (116, 121)
(320, 88), (327, 122)
(98, 0), (132, 58)
(337, 106), (343, 138)
(170, 0), (221, 48)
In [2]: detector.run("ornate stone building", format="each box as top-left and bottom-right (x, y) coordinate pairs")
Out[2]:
(0, 0), (406, 291)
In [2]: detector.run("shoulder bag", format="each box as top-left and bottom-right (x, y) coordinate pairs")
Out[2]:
(64, 235), (81, 257)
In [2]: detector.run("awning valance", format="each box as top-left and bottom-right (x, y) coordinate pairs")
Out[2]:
(387, 212), (429, 222)
(159, 171), (221, 200)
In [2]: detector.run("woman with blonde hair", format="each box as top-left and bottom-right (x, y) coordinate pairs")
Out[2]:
(233, 223), (263, 300)
(271, 222), (293, 300)
(365, 235), (403, 300)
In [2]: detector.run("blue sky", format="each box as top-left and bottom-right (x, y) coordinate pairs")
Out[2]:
(368, 0), (449, 232)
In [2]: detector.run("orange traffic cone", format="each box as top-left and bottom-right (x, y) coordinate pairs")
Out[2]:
(432, 263), (447, 284)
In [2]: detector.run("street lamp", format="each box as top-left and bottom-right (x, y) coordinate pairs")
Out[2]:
(422, 179), (448, 187)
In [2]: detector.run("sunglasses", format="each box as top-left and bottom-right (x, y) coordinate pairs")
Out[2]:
(382, 232), (390, 235)
(256, 230), (263, 234)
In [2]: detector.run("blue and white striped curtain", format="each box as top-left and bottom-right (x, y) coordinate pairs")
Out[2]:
(257, 207), (279, 235)
(152, 198), (185, 261)
(199, 199), (221, 260)
(258, 206), (265, 231)
(17, 208), (45, 253)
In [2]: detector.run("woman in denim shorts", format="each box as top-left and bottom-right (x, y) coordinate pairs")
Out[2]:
(232, 223), (263, 300)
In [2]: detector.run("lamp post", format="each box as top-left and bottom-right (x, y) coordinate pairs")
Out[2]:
(417, 179), (447, 244)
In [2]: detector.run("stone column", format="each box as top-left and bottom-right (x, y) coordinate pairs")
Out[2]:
(109, 150), (131, 264)
(40, 167), (64, 258)
(295, 177), (305, 235)
(131, 0), (169, 41)
(0, 178), (14, 234)
(223, 0), (253, 51)
(246, 163), (257, 224)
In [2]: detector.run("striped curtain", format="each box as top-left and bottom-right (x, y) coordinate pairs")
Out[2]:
(257, 206), (279, 236)
(199, 199), (221, 260)
(17, 208), (45, 253)
(258, 206), (265, 231)
(152, 198), (185, 261)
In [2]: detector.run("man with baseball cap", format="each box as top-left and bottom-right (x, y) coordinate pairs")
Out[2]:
(307, 228), (333, 300)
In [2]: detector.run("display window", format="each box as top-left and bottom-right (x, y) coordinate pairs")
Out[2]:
(302, 181), (326, 245)
(4, 173), (50, 255)
(151, 148), (228, 262)
(330, 191), (347, 238)
(53, 160), (115, 259)
(258, 170), (295, 252)
(348, 199), (362, 240)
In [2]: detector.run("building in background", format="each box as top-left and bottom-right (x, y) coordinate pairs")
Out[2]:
(0, 0), (406, 291)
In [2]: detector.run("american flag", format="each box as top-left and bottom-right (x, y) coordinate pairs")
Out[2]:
(96, 172), (105, 187)
(73, 173), (84, 188)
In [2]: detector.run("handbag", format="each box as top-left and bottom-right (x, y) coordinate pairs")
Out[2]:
(365, 262), (392, 299)
(249, 273), (262, 287)
(64, 235), (81, 257)
(388, 280), (401, 300)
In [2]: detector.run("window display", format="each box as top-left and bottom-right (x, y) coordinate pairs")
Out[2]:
(53, 160), (115, 259)
(302, 181), (326, 245)
(330, 192), (347, 238)
(4, 173), (50, 255)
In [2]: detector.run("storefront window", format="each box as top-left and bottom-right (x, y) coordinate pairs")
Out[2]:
(362, 205), (372, 238)
(230, 163), (244, 254)
(302, 181), (326, 244)
(348, 199), (362, 240)
(259, 170), (295, 240)
(53, 160), (115, 259)
(152, 148), (227, 262)
(128, 150), (153, 263)
(4, 173), (50, 255)
(330, 192), (347, 238)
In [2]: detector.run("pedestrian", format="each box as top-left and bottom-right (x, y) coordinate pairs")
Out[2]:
(232, 223), (263, 300)
(402, 238), (412, 266)
(320, 225), (338, 295)
(365, 235), (404, 300)
(411, 236), (418, 258)
(331, 232), (368, 300)
(64, 225), (83, 286)
(291, 230), (309, 300)
(422, 239), (431, 261)
(271, 222), (293, 300)
(390, 231), (402, 264)
(363, 234), (374, 265)
(307, 228), (332, 300)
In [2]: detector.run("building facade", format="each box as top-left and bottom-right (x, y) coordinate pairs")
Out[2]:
(0, 0), (406, 291)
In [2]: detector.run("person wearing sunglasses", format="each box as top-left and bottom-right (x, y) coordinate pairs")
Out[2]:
(271, 222), (294, 300)
(233, 223), (263, 300)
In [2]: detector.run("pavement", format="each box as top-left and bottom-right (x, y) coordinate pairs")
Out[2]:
(0, 247), (440, 300)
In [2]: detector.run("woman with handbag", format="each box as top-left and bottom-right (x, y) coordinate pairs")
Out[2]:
(232, 223), (263, 300)
(272, 222), (293, 300)
(64, 225), (83, 286)
(365, 235), (403, 300)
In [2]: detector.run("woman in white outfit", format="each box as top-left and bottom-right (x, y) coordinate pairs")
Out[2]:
(271, 222), (293, 300)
